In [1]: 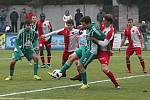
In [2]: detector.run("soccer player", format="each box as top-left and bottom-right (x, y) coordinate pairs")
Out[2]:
(87, 14), (120, 89)
(49, 16), (106, 89)
(42, 19), (83, 77)
(119, 18), (147, 73)
(36, 13), (52, 68)
(5, 20), (41, 80)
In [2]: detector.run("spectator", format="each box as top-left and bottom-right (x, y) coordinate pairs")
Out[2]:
(96, 8), (104, 25)
(0, 8), (7, 32)
(10, 8), (19, 33)
(139, 21), (148, 34)
(75, 8), (83, 27)
(20, 8), (26, 29)
(63, 10), (72, 26)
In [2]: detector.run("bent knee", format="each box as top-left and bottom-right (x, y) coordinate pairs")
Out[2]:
(101, 64), (109, 73)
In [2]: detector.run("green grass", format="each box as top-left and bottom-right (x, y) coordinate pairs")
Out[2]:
(0, 50), (150, 100)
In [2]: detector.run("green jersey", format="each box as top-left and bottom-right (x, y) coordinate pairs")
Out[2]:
(15, 28), (38, 52)
(86, 22), (105, 55)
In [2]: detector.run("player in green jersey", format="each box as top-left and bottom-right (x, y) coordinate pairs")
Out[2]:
(5, 20), (41, 80)
(49, 16), (105, 89)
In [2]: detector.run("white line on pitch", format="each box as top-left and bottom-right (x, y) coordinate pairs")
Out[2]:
(0, 56), (150, 60)
(0, 74), (149, 97)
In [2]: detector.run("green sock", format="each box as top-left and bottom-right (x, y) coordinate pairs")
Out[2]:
(60, 62), (71, 73)
(10, 64), (14, 76)
(81, 72), (87, 84)
(34, 63), (38, 75)
(80, 68), (87, 85)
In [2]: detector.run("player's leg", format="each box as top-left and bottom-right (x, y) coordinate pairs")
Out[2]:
(39, 45), (46, 68)
(61, 51), (70, 77)
(98, 51), (120, 89)
(27, 49), (41, 80)
(78, 50), (95, 89)
(60, 52), (79, 73)
(126, 48), (133, 73)
(59, 46), (85, 74)
(70, 60), (86, 81)
(45, 44), (52, 68)
(70, 46), (88, 81)
(5, 51), (21, 80)
(32, 53), (41, 80)
(135, 47), (147, 73)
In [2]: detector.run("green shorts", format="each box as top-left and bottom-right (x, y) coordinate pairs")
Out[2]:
(75, 46), (96, 66)
(12, 48), (35, 61)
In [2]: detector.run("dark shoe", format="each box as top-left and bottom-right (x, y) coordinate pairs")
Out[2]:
(70, 74), (82, 81)
(61, 73), (66, 77)
(41, 64), (46, 68)
(143, 69), (147, 73)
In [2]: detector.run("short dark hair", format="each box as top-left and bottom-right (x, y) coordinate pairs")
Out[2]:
(66, 19), (74, 25)
(25, 20), (32, 25)
(80, 16), (91, 24)
(128, 18), (133, 22)
(104, 14), (113, 24)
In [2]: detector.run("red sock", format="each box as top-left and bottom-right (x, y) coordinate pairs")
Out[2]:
(41, 56), (45, 64)
(105, 71), (119, 87)
(140, 59), (145, 70)
(126, 61), (131, 72)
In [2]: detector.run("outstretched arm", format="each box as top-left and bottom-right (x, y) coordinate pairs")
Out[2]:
(41, 28), (64, 38)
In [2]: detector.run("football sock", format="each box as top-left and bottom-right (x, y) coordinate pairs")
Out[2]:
(60, 62), (71, 73)
(41, 56), (45, 64)
(126, 61), (131, 72)
(105, 71), (119, 86)
(140, 59), (145, 70)
(34, 63), (38, 75)
(10, 64), (14, 76)
(81, 71), (87, 84)
(47, 54), (51, 64)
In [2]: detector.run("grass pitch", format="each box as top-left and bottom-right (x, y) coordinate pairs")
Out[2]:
(0, 50), (150, 100)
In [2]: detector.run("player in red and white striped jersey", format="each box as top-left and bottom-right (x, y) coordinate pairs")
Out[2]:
(119, 18), (147, 73)
(36, 13), (52, 68)
(42, 19), (84, 77)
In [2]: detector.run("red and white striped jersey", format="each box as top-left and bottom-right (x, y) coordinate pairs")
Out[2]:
(56, 28), (80, 52)
(101, 24), (115, 51)
(36, 19), (52, 39)
(124, 26), (142, 48)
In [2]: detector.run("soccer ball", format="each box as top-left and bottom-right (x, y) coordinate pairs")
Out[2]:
(52, 69), (62, 79)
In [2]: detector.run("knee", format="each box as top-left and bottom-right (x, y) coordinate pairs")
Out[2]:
(101, 64), (109, 73)
(10, 60), (16, 65)
(33, 55), (39, 63)
(68, 55), (75, 62)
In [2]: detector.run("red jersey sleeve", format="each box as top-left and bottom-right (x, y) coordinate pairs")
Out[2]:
(57, 28), (68, 35)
